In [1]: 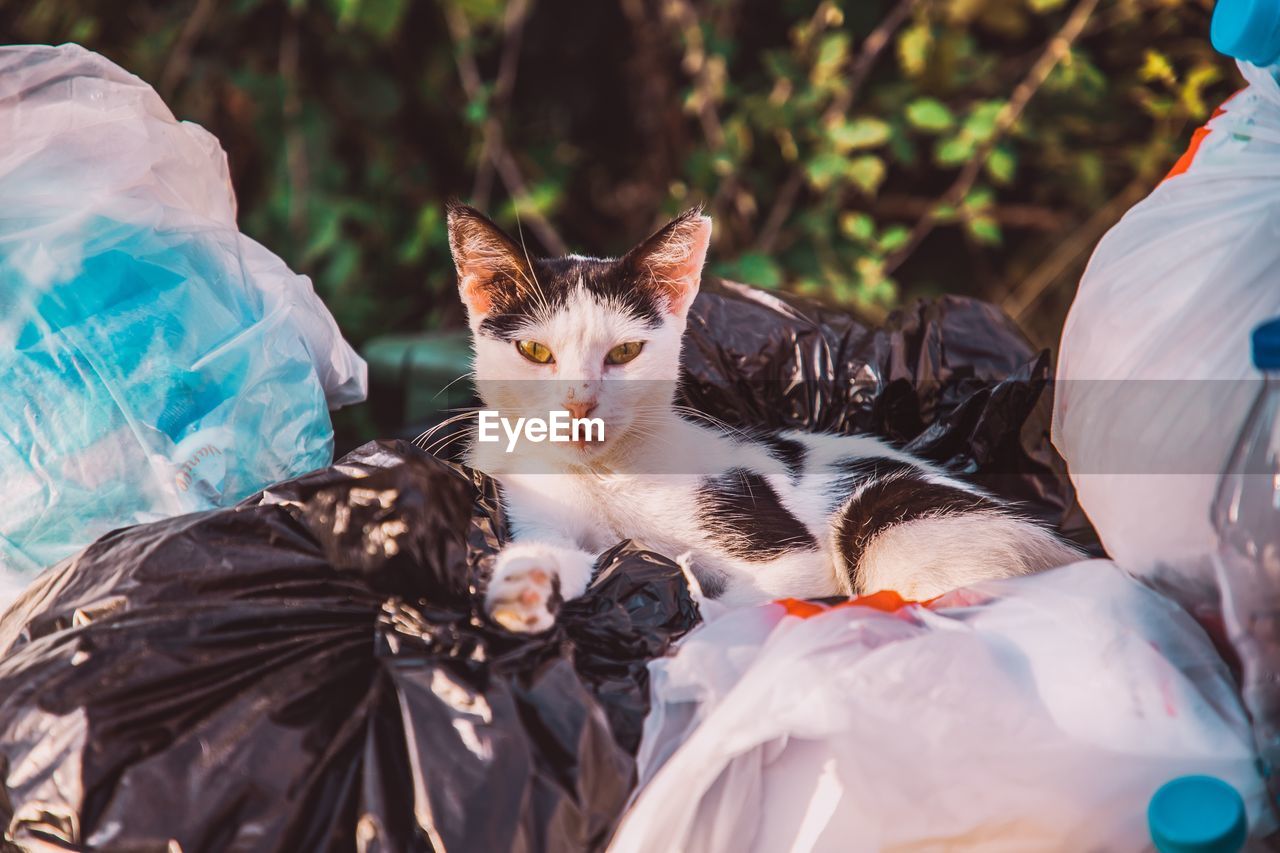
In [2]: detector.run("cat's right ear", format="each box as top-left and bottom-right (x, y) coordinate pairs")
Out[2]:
(446, 200), (533, 317)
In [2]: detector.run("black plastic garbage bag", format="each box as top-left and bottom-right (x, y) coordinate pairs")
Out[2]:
(0, 282), (1083, 853)
(0, 441), (699, 852)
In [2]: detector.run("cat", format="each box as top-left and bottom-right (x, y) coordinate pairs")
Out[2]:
(445, 201), (1082, 632)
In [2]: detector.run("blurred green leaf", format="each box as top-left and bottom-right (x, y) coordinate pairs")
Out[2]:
(878, 225), (910, 253)
(804, 151), (848, 189)
(1181, 63), (1223, 119)
(986, 146), (1017, 184)
(1139, 49), (1176, 86)
(847, 155), (887, 195)
(715, 251), (784, 288)
(935, 135), (974, 166)
(963, 100), (1005, 143)
(839, 211), (876, 242)
(967, 214), (1002, 245)
(811, 32), (850, 88)
(829, 117), (892, 152)
(897, 23), (931, 78)
(906, 98), (955, 133)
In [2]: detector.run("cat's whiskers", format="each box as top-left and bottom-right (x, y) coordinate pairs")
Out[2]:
(431, 370), (476, 402)
(510, 210), (553, 317)
(670, 405), (751, 442)
(412, 408), (482, 450)
(425, 427), (476, 459)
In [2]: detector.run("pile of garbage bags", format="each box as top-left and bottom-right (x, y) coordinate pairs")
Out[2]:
(0, 440), (699, 851)
(0, 275), (1073, 848)
(0, 44), (366, 594)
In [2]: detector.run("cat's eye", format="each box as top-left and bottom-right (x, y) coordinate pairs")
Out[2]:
(516, 340), (555, 364)
(605, 341), (644, 365)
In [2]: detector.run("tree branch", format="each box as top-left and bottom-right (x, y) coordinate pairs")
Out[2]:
(472, 0), (532, 209)
(279, 9), (308, 237)
(160, 0), (217, 99)
(873, 195), (1068, 230)
(1000, 175), (1148, 322)
(443, 2), (567, 255)
(881, 0), (1101, 276)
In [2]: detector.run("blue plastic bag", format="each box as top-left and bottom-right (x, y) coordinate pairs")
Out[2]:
(0, 45), (367, 594)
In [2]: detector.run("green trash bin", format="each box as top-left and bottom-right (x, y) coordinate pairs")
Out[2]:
(361, 330), (475, 434)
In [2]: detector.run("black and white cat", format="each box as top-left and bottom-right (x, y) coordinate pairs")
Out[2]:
(445, 202), (1081, 632)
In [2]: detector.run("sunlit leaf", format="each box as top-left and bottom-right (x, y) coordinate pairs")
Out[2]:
(829, 117), (892, 152)
(805, 151), (848, 190)
(963, 100), (1005, 143)
(963, 186), (995, 211)
(897, 23), (932, 78)
(935, 135), (974, 166)
(878, 225), (910, 252)
(1139, 49), (1176, 86)
(967, 214), (1002, 244)
(986, 146), (1017, 184)
(848, 155), (887, 195)
(906, 98), (955, 133)
(839, 212), (876, 241)
(1181, 63), (1223, 119)
(811, 32), (850, 88)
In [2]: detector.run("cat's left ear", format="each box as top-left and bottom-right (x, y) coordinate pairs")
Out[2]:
(623, 208), (712, 317)
(446, 200), (535, 319)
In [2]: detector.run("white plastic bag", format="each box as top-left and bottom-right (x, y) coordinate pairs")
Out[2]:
(611, 562), (1270, 852)
(1054, 59), (1280, 589)
(0, 45), (367, 591)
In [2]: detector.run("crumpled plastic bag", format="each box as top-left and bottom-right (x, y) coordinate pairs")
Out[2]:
(0, 44), (367, 586)
(1054, 57), (1280, 593)
(0, 440), (700, 852)
(610, 561), (1271, 853)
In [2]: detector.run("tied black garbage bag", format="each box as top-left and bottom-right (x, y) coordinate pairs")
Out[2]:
(0, 282), (1083, 853)
(0, 442), (699, 852)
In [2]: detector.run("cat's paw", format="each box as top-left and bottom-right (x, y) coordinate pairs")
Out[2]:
(485, 544), (595, 633)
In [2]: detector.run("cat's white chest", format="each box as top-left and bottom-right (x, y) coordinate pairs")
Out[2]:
(499, 469), (700, 557)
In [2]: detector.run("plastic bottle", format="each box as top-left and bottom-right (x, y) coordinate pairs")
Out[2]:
(1148, 775), (1248, 853)
(1212, 317), (1280, 810)
(1212, 0), (1280, 66)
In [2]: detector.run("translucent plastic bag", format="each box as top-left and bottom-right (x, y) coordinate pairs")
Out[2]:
(1054, 59), (1280, 592)
(610, 562), (1271, 852)
(0, 45), (366, 587)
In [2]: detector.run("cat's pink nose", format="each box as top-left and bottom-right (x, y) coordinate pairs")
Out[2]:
(564, 400), (597, 421)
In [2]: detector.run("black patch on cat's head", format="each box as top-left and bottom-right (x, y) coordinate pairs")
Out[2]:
(448, 202), (709, 339)
(697, 468), (817, 561)
(475, 256), (665, 340)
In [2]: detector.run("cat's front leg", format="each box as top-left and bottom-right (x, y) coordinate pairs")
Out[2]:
(485, 541), (597, 632)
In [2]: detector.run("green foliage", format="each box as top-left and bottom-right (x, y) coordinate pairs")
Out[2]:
(0, 0), (1237, 343)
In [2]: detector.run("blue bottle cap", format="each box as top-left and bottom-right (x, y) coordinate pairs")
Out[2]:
(1148, 775), (1248, 853)
(1255, 317), (1280, 370)
(1212, 0), (1280, 66)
